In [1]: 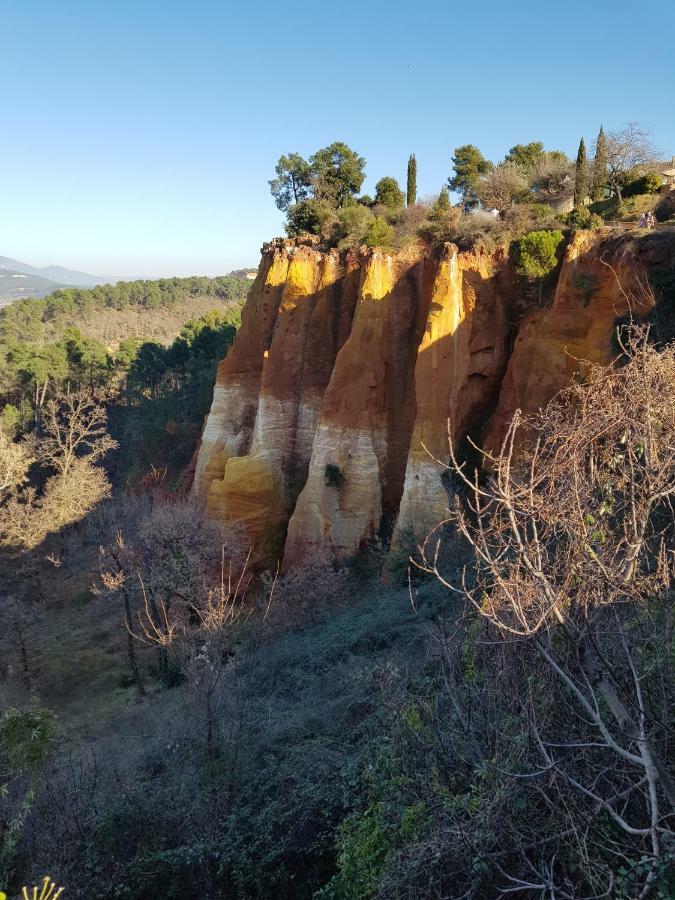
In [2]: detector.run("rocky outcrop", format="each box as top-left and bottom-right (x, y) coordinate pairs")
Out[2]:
(389, 246), (509, 559)
(192, 230), (675, 569)
(483, 230), (674, 453)
(193, 238), (360, 557)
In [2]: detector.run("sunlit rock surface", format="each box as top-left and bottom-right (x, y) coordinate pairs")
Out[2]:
(192, 230), (675, 568)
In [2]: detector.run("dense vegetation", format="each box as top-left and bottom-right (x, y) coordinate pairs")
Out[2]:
(0, 274), (248, 474)
(1, 325), (673, 899)
(270, 125), (668, 255)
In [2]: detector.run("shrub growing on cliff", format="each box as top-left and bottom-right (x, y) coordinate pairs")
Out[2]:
(365, 217), (394, 250)
(565, 206), (604, 231)
(514, 228), (564, 279)
(335, 205), (374, 248)
(286, 198), (336, 237)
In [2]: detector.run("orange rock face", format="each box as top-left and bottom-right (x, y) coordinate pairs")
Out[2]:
(483, 230), (672, 453)
(390, 246), (509, 558)
(283, 246), (430, 566)
(192, 230), (675, 569)
(192, 238), (359, 557)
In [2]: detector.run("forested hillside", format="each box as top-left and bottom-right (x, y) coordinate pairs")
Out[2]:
(0, 273), (248, 477)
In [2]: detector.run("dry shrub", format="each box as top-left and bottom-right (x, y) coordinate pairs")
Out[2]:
(261, 562), (354, 630)
(415, 328), (675, 896)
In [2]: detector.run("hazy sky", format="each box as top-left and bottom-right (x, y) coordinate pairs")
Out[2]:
(2, 0), (674, 278)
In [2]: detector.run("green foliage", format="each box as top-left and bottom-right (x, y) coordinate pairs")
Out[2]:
(0, 403), (20, 436)
(0, 274), (248, 348)
(335, 205), (374, 248)
(514, 229), (564, 279)
(0, 706), (55, 883)
(119, 310), (237, 477)
(406, 154), (417, 207)
(574, 272), (600, 306)
(449, 144), (493, 207)
(574, 137), (588, 207)
(0, 706), (54, 777)
(321, 795), (392, 899)
(285, 198), (335, 236)
(269, 152), (312, 212)
(623, 172), (663, 197)
(364, 217), (394, 250)
(591, 125), (608, 201)
(373, 177), (405, 210)
(431, 187), (451, 217)
(309, 142), (366, 209)
(565, 206), (604, 231)
(504, 141), (545, 170)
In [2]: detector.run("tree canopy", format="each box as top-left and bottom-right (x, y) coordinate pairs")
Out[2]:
(374, 176), (405, 210)
(448, 144), (493, 207)
(308, 142), (366, 208)
(268, 153), (312, 212)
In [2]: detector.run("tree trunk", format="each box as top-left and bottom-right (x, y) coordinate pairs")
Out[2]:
(123, 591), (145, 696)
(17, 623), (31, 693)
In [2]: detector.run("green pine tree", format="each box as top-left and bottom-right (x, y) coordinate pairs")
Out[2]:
(406, 154), (417, 206)
(591, 126), (607, 202)
(574, 137), (587, 208)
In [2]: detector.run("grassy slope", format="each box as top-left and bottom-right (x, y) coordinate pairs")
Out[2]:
(590, 192), (660, 222)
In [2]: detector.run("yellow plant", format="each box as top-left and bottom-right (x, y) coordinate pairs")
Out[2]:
(21, 877), (63, 899)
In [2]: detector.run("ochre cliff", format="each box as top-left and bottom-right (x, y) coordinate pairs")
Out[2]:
(192, 230), (675, 568)
(483, 230), (674, 452)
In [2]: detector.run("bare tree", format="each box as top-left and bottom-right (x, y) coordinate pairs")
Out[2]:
(37, 393), (117, 478)
(529, 154), (575, 205)
(476, 163), (528, 214)
(0, 432), (32, 497)
(98, 499), (246, 691)
(418, 329), (675, 896)
(0, 393), (117, 550)
(604, 122), (660, 201)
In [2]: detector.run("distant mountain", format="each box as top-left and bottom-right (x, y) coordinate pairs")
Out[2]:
(0, 255), (116, 307)
(0, 255), (111, 289)
(0, 269), (69, 307)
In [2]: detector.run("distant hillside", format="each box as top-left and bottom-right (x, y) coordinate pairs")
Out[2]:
(0, 255), (110, 287)
(0, 268), (68, 306)
(0, 271), (253, 351)
(0, 254), (113, 305)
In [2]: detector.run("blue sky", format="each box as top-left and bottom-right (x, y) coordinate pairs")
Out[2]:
(2, 0), (674, 278)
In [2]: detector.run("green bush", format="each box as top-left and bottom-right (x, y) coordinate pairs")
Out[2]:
(565, 206), (604, 231)
(374, 177), (405, 210)
(623, 172), (663, 198)
(286, 199), (336, 237)
(335, 205), (374, 248)
(365, 217), (394, 250)
(514, 229), (564, 279)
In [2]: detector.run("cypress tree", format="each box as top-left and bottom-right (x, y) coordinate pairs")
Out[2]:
(574, 137), (587, 208)
(591, 126), (607, 202)
(407, 154), (417, 207)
